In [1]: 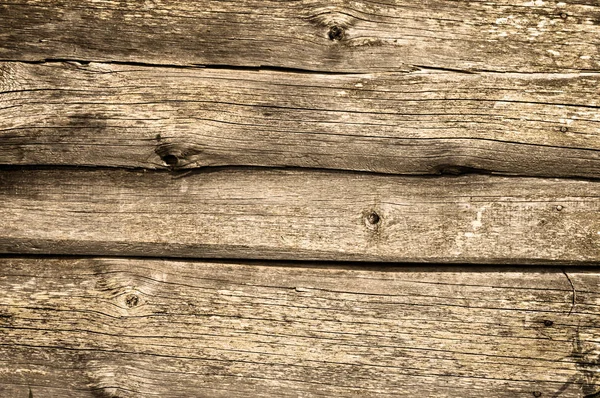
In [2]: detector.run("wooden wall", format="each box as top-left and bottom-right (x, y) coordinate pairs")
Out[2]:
(1, 1), (599, 397)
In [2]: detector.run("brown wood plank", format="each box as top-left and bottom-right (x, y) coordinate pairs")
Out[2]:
(0, 257), (599, 397)
(1, 0), (599, 72)
(1, 61), (599, 178)
(1, 168), (599, 264)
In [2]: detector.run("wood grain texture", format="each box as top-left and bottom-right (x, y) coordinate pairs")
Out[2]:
(0, 257), (599, 397)
(1, 168), (599, 264)
(1, 0), (600, 72)
(1, 61), (600, 178)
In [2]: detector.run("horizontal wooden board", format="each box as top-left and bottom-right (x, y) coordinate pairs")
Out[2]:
(1, 168), (599, 264)
(0, 257), (599, 397)
(1, 62), (600, 178)
(1, 0), (599, 72)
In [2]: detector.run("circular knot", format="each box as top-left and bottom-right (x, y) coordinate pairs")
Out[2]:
(328, 25), (345, 41)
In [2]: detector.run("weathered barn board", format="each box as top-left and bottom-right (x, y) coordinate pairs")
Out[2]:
(1, 0), (599, 73)
(2, 0), (600, 396)
(1, 168), (598, 264)
(1, 61), (600, 177)
(0, 257), (599, 397)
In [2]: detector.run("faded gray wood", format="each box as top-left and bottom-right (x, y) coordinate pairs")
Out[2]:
(1, 61), (599, 178)
(0, 257), (599, 397)
(1, 168), (599, 264)
(0, 0), (599, 73)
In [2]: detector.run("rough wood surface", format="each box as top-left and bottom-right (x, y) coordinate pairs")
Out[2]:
(0, 257), (599, 397)
(1, 61), (599, 178)
(1, 0), (599, 72)
(1, 168), (599, 264)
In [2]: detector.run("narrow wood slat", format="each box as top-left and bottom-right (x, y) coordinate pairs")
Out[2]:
(1, 62), (599, 178)
(1, 168), (599, 263)
(0, 0), (599, 72)
(0, 257), (599, 397)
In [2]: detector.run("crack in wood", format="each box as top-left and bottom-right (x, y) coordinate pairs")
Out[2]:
(9, 57), (600, 77)
(562, 270), (577, 316)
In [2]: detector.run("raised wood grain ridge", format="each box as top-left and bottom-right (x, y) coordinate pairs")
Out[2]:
(1, 0), (599, 72)
(1, 62), (599, 178)
(0, 257), (598, 398)
(1, 168), (599, 264)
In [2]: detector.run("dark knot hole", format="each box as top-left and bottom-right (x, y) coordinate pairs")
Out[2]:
(367, 211), (380, 225)
(161, 154), (179, 167)
(328, 25), (345, 41)
(125, 294), (140, 308)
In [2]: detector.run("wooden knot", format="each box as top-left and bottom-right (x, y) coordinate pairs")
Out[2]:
(161, 154), (179, 167)
(154, 142), (204, 169)
(366, 211), (380, 225)
(328, 25), (345, 41)
(125, 294), (140, 308)
(305, 8), (353, 41)
(365, 211), (382, 231)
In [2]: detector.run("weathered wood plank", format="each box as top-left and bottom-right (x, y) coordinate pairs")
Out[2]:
(1, 0), (599, 72)
(1, 168), (599, 263)
(1, 62), (599, 178)
(0, 257), (599, 397)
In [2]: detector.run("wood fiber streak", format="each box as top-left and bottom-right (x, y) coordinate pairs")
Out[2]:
(1, 62), (599, 177)
(0, 168), (599, 263)
(0, 258), (599, 397)
(0, 0), (600, 72)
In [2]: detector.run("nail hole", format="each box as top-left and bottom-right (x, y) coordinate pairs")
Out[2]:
(555, 205), (564, 212)
(125, 294), (140, 308)
(161, 154), (179, 167)
(328, 25), (345, 41)
(559, 12), (568, 19)
(560, 126), (568, 133)
(367, 211), (380, 225)
(533, 392), (542, 398)
(543, 319), (554, 327)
